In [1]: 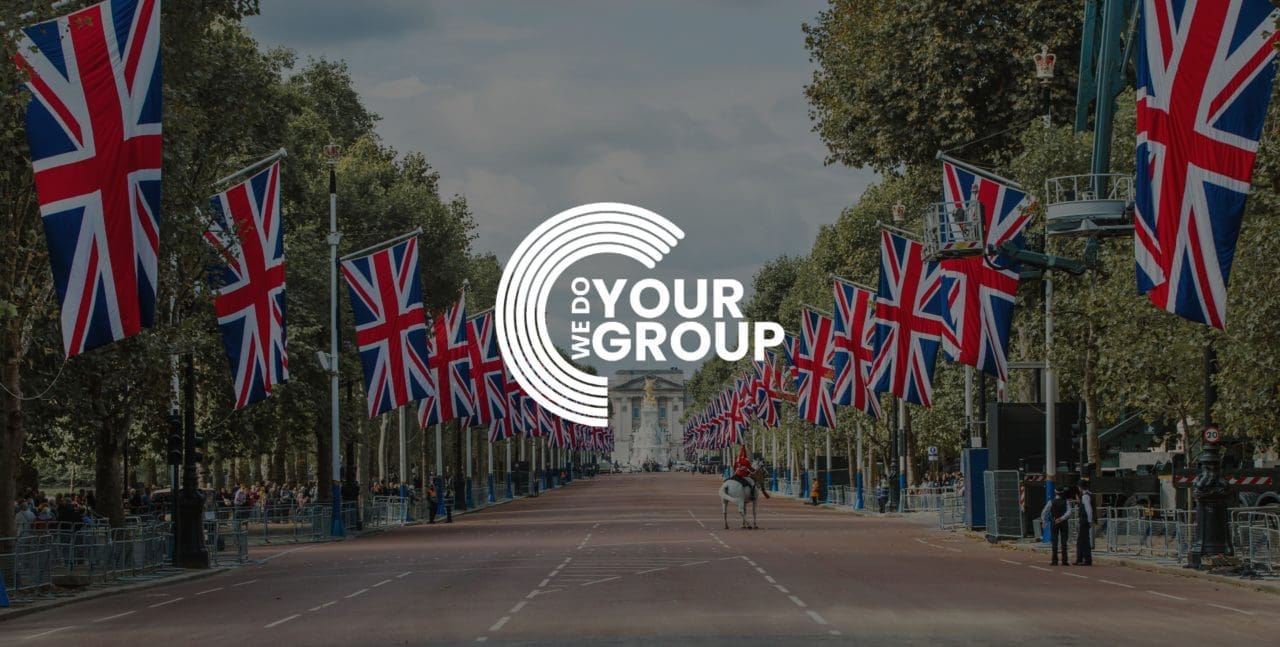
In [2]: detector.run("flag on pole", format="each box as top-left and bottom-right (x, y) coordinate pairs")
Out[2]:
(204, 160), (288, 409)
(340, 236), (432, 418)
(418, 290), (474, 426)
(832, 278), (881, 420)
(870, 230), (947, 407)
(793, 307), (837, 428)
(1134, 0), (1280, 328)
(16, 0), (163, 357)
(466, 311), (506, 427)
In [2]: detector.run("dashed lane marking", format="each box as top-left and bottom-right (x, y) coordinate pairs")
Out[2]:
(807, 610), (828, 625)
(397, 571), (412, 578)
(635, 567), (667, 575)
(829, 630), (841, 636)
(475, 638), (488, 643)
(264, 614), (300, 629)
(510, 601), (528, 614)
(1028, 565), (1051, 572)
(309, 600), (337, 611)
(1098, 579), (1134, 589)
(788, 595), (807, 608)
(1147, 590), (1187, 601)
(372, 579), (393, 588)
(774, 584), (789, 594)
(148, 597), (184, 609)
(945, 547), (962, 553)
(22, 626), (70, 640)
(1063, 572), (1088, 579)
(231, 579), (260, 587)
(755, 567), (767, 574)
(489, 616), (510, 632)
(999, 559), (1022, 565)
(194, 587), (223, 596)
(94, 611), (136, 623)
(1208, 603), (1255, 616)
(539, 578), (550, 587)
(688, 509), (707, 528)
(345, 588), (369, 599)
(765, 575), (776, 584)
(681, 560), (708, 567)
(581, 576), (620, 587)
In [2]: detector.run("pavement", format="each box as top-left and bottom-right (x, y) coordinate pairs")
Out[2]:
(2, 472), (1279, 646)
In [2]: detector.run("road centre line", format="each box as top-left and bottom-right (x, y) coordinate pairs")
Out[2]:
(264, 614), (300, 629)
(635, 567), (667, 574)
(789, 595), (807, 608)
(539, 578), (550, 587)
(999, 559), (1022, 565)
(1147, 590), (1187, 601)
(94, 611), (137, 623)
(510, 601), (528, 614)
(193, 587), (223, 596)
(682, 560), (708, 567)
(489, 616), (510, 632)
(345, 588), (368, 599)
(581, 576), (620, 586)
(397, 571), (412, 578)
(765, 575), (776, 583)
(755, 567), (766, 574)
(372, 579), (392, 588)
(775, 584), (789, 594)
(1208, 603), (1255, 615)
(1028, 565), (1051, 572)
(807, 610), (829, 625)
(22, 626), (70, 640)
(1063, 572), (1089, 579)
(231, 579), (260, 587)
(1098, 579), (1134, 588)
(148, 597), (184, 609)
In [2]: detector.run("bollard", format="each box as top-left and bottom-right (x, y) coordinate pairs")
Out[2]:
(487, 474), (496, 503)
(855, 472), (864, 510)
(1, 571), (9, 608)
(506, 473), (514, 500)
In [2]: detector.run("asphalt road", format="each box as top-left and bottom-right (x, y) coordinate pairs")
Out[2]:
(3, 473), (1279, 646)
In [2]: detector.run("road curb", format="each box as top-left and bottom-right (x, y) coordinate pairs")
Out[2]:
(0, 567), (226, 623)
(986, 533), (1280, 596)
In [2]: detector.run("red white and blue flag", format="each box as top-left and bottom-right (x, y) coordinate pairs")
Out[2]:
(340, 237), (432, 418)
(832, 278), (881, 420)
(1134, 0), (1279, 329)
(937, 160), (1030, 380)
(205, 161), (287, 409)
(490, 364), (527, 442)
(752, 353), (780, 428)
(466, 311), (506, 428)
(17, 0), (163, 357)
(418, 290), (474, 426)
(871, 230), (947, 407)
(794, 307), (837, 428)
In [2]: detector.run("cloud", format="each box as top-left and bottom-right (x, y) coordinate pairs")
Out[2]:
(246, 1), (433, 47)
(367, 76), (433, 99)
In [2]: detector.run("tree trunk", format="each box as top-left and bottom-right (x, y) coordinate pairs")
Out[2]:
(94, 418), (126, 527)
(0, 327), (25, 538)
(272, 426), (287, 483)
(1084, 355), (1101, 469)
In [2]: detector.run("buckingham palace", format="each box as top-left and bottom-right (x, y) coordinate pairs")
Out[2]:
(608, 368), (689, 467)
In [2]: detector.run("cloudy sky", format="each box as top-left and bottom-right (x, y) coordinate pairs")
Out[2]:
(247, 0), (877, 375)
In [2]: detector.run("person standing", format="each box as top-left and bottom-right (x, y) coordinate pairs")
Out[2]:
(1042, 488), (1071, 566)
(809, 477), (821, 506)
(426, 479), (438, 524)
(1075, 480), (1094, 565)
(875, 480), (889, 514)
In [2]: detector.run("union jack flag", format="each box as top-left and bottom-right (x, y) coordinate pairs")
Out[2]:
(205, 161), (287, 409)
(794, 307), (837, 428)
(466, 311), (506, 428)
(937, 161), (1029, 381)
(17, 0), (162, 357)
(418, 290), (474, 427)
(1134, 0), (1279, 329)
(751, 353), (780, 427)
(490, 363), (526, 442)
(340, 237), (432, 418)
(537, 402), (555, 439)
(871, 230), (947, 407)
(522, 392), (539, 437)
(832, 278), (881, 421)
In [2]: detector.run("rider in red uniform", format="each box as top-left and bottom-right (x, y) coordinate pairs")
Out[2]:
(730, 446), (759, 501)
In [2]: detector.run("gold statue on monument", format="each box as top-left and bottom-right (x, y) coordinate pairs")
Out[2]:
(643, 376), (657, 406)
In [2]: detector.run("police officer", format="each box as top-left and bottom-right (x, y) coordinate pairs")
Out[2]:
(1042, 488), (1071, 566)
(1075, 479), (1094, 565)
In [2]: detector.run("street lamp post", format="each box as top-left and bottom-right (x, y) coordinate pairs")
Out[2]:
(1188, 345), (1232, 568)
(891, 201), (906, 512)
(324, 142), (344, 537)
(1036, 46), (1058, 542)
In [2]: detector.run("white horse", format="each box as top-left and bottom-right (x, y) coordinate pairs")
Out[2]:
(720, 461), (767, 529)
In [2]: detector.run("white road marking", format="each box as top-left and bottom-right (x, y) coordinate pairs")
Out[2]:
(194, 587), (223, 596)
(346, 588), (369, 599)
(1208, 603), (1255, 616)
(309, 600), (337, 611)
(94, 611), (137, 622)
(510, 601), (528, 614)
(264, 614), (300, 629)
(829, 630), (841, 636)
(945, 547), (962, 553)
(746, 559), (757, 567)
(148, 597), (184, 609)
(581, 576), (620, 586)
(807, 610), (828, 625)
(539, 578), (550, 587)
(635, 567), (667, 575)
(489, 616), (510, 632)
(775, 584), (789, 594)
(788, 595), (807, 608)
(681, 560), (708, 567)
(1063, 572), (1088, 579)
(23, 626), (70, 640)
(397, 571), (412, 578)
(526, 590), (539, 599)
(372, 579), (392, 588)
(688, 509), (707, 528)
(755, 567), (766, 574)
(475, 637), (488, 642)
(999, 559), (1022, 565)
(1098, 579), (1134, 588)
(231, 579), (260, 587)
(259, 546), (312, 562)
(914, 538), (928, 544)
(1028, 565), (1051, 572)
(765, 575), (776, 584)
(1147, 590), (1187, 601)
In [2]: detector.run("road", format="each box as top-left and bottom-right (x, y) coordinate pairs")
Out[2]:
(3, 472), (1279, 645)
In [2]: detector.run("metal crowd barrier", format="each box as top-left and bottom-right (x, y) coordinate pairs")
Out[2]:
(1232, 508), (1280, 573)
(938, 492), (965, 530)
(1, 534), (53, 602)
(902, 486), (956, 513)
(205, 519), (250, 566)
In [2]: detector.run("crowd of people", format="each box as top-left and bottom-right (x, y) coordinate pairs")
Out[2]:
(11, 489), (100, 534)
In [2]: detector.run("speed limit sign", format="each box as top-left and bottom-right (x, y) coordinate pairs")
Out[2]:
(1203, 425), (1220, 445)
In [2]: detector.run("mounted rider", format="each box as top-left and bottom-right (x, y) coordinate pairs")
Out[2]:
(729, 446), (757, 502)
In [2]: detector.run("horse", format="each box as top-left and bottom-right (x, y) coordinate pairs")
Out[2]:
(720, 461), (769, 529)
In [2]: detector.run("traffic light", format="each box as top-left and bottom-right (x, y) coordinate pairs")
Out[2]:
(167, 433), (182, 465)
(191, 434), (205, 465)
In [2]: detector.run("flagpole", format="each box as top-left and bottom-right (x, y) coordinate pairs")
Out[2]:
(465, 424), (473, 508)
(435, 423), (446, 518)
(487, 430), (495, 503)
(398, 406), (408, 520)
(935, 151), (1024, 190)
(325, 144), (344, 538)
(213, 148), (287, 189)
(825, 428), (833, 504)
(505, 438), (513, 499)
(897, 397), (907, 513)
(965, 366), (976, 447)
(855, 420), (864, 509)
(339, 227), (424, 262)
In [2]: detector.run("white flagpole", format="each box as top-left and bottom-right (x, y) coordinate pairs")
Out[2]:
(326, 146), (343, 537)
(855, 420), (864, 509)
(965, 366), (977, 447)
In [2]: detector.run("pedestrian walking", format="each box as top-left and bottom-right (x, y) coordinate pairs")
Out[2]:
(809, 477), (821, 506)
(1075, 479), (1094, 566)
(875, 480), (889, 514)
(1043, 488), (1071, 566)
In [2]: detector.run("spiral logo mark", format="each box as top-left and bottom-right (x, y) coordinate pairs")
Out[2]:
(496, 203), (684, 426)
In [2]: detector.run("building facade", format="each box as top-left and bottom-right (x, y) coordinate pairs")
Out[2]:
(609, 368), (688, 466)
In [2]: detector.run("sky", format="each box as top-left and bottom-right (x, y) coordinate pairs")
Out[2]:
(247, 0), (878, 377)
